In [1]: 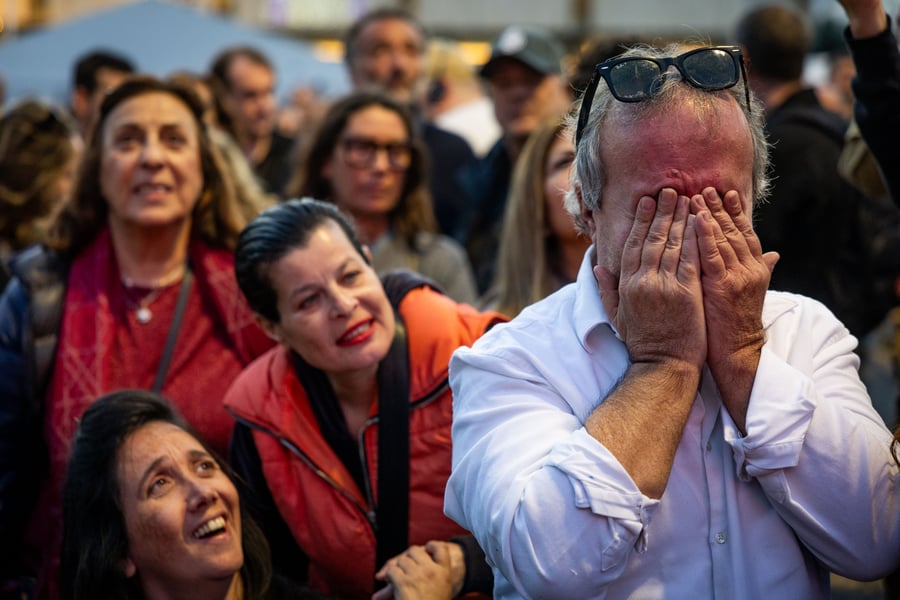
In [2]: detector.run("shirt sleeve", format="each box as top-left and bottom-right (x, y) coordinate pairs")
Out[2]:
(724, 300), (900, 580)
(445, 343), (660, 598)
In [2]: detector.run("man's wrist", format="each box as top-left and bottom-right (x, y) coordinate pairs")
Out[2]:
(628, 359), (703, 386)
(709, 346), (761, 434)
(447, 541), (466, 597)
(848, 10), (890, 40)
(447, 535), (493, 596)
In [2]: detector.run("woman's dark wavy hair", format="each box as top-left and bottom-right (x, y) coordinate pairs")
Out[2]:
(235, 197), (369, 324)
(60, 390), (272, 600)
(283, 91), (437, 248)
(48, 76), (247, 256)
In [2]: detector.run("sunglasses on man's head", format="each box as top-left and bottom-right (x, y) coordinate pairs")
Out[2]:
(575, 46), (751, 146)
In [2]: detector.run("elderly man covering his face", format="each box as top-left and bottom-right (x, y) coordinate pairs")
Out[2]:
(445, 43), (900, 599)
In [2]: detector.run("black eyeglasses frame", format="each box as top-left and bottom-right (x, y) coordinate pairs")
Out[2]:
(339, 136), (413, 171)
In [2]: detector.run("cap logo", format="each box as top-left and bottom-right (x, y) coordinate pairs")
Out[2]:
(497, 27), (527, 55)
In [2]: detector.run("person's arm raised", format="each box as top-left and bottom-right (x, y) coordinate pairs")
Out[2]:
(586, 189), (706, 499)
(837, 0), (888, 39)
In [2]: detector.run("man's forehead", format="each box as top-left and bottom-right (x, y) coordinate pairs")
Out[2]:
(359, 17), (423, 44)
(603, 90), (748, 140)
(94, 67), (129, 90)
(485, 57), (545, 82)
(595, 96), (754, 194)
(227, 57), (274, 91)
(228, 55), (272, 77)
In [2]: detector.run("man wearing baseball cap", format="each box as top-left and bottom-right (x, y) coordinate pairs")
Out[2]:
(457, 25), (573, 294)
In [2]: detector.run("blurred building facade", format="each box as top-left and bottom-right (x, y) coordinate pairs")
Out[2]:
(2, 0), (879, 45)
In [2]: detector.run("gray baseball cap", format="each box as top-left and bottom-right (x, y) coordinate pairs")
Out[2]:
(480, 26), (565, 78)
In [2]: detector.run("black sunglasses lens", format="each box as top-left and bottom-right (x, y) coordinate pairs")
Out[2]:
(681, 49), (739, 89)
(578, 47), (747, 146)
(609, 59), (662, 101)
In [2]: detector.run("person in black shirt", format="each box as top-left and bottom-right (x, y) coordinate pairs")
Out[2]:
(210, 47), (294, 198)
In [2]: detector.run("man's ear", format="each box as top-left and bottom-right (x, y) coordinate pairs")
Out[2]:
(348, 69), (364, 90)
(577, 185), (597, 238)
(121, 557), (136, 578)
(362, 245), (373, 264)
(71, 87), (90, 124)
(254, 313), (283, 345)
(221, 87), (239, 117)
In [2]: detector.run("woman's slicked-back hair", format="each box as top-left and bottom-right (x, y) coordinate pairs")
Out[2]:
(60, 390), (272, 600)
(49, 75), (247, 256)
(235, 197), (369, 323)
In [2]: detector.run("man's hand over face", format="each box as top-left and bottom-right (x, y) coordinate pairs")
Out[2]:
(596, 187), (707, 371)
(692, 188), (779, 430)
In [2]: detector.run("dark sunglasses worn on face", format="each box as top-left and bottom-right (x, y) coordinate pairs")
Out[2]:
(575, 46), (751, 146)
(340, 136), (412, 171)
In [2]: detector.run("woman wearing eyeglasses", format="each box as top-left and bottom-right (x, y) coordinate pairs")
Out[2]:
(285, 92), (478, 304)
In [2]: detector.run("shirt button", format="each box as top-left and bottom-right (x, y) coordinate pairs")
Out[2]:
(715, 531), (727, 544)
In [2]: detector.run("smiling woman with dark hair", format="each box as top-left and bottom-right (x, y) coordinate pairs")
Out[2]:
(61, 390), (321, 600)
(61, 390), (266, 600)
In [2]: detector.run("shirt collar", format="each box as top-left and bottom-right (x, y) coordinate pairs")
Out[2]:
(572, 246), (619, 353)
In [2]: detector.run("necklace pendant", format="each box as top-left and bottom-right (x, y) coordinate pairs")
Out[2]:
(136, 306), (153, 324)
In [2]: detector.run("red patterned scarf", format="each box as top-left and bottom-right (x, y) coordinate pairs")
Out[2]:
(31, 227), (272, 598)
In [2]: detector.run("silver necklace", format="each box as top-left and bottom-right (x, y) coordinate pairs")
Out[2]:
(121, 266), (186, 325)
(122, 285), (165, 324)
(134, 289), (163, 324)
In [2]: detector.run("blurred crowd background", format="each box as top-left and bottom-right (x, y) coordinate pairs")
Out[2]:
(2, 0), (899, 106)
(1, 1), (899, 597)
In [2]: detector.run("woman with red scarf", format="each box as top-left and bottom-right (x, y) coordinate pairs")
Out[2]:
(0, 76), (272, 598)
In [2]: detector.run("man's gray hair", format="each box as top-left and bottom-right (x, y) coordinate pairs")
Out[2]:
(563, 44), (770, 233)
